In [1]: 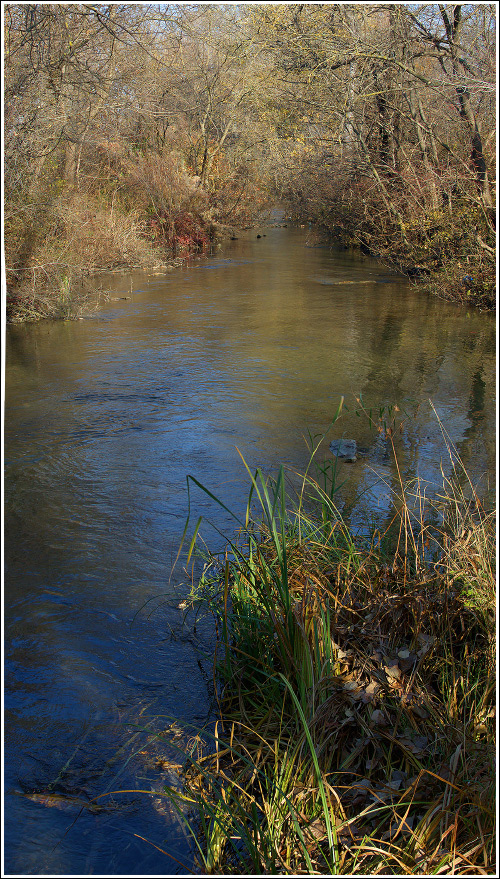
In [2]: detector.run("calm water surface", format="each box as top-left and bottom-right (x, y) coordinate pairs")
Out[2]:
(4, 223), (496, 874)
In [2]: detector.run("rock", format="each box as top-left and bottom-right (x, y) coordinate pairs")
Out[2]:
(329, 439), (357, 463)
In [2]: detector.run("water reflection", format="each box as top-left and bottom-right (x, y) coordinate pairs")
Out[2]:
(4, 224), (496, 874)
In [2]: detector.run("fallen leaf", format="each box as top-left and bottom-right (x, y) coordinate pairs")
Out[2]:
(385, 663), (402, 680)
(348, 778), (372, 804)
(304, 818), (327, 841)
(399, 654), (417, 672)
(416, 633), (435, 658)
(360, 680), (381, 703)
(391, 769), (407, 785)
(401, 694), (429, 719)
(411, 704), (429, 719)
(398, 737), (425, 755)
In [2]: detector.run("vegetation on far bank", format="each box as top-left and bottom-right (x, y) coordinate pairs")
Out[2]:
(4, 5), (270, 323)
(4, 4), (495, 321)
(162, 405), (495, 874)
(263, 5), (496, 310)
(4, 138), (269, 323)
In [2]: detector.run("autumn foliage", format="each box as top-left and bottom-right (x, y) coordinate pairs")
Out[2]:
(3, 4), (495, 320)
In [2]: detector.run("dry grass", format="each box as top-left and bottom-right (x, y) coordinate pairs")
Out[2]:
(5, 187), (161, 322)
(163, 418), (495, 874)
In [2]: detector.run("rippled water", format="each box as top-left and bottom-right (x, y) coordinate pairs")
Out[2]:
(4, 222), (496, 874)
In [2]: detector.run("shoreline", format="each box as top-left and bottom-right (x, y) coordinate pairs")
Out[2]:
(165, 434), (495, 874)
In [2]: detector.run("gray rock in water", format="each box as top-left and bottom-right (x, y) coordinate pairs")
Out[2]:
(329, 439), (357, 463)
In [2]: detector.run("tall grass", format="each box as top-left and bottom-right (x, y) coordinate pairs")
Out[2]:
(165, 411), (495, 874)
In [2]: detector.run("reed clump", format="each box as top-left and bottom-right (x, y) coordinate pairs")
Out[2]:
(167, 418), (495, 875)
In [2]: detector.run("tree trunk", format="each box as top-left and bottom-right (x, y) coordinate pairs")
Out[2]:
(439, 5), (494, 217)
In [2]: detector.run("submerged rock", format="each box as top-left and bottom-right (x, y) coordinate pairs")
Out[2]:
(329, 435), (390, 464)
(329, 439), (357, 463)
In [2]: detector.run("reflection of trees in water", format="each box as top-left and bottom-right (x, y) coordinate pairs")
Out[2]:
(468, 369), (486, 421)
(455, 364), (495, 507)
(355, 291), (495, 503)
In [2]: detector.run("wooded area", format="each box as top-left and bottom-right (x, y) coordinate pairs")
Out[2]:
(4, 3), (496, 320)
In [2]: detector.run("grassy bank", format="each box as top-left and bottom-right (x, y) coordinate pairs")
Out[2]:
(5, 144), (269, 324)
(166, 414), (495, 874)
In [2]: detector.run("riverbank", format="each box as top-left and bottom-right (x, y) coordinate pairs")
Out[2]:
(168, 423), (495, 874)
(284, 202), (495, 312)
(5, 148), (270, 324)
(6, 185), (494, 323)
(5, 223), (495, 873)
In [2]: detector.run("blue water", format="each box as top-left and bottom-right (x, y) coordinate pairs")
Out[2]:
(4, 223), (496, 874)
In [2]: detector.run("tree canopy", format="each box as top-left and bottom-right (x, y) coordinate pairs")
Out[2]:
(4, 3), (496, 319)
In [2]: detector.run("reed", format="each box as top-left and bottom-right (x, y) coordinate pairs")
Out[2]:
(166, 410), (495, 874)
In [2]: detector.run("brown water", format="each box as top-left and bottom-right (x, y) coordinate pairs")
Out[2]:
(4, 222), (496, 874)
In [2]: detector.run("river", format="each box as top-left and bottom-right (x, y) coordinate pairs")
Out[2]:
(3, 221), (496, 875)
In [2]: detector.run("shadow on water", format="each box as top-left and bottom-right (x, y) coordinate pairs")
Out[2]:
(4, 222), (496, 874)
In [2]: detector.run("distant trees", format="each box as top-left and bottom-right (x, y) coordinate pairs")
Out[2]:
(4, 4), (162, 317)
(3, 3), (269, 320)
(4, 4), (152, 191)
(4, 3), (495, 321)
(246, 3), (496, 306)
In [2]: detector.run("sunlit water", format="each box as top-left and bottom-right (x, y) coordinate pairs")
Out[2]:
(4, 221), (496, 874)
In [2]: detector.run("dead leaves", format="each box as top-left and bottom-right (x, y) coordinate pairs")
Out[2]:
(322, 632), (434, 727)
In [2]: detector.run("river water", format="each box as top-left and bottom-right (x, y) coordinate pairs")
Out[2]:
(4, 222), (496, 875)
